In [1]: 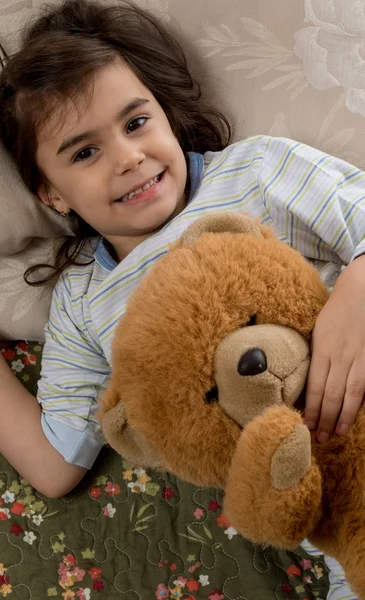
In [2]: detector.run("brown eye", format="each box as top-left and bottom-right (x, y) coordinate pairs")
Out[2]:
(73, 147), (98, 163)
(247, 314), (257, 326)
(205, 386), (219, 404)
(127, 116), (148, 133)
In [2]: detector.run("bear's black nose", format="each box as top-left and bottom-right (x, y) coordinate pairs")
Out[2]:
(237, 348), (267, 376)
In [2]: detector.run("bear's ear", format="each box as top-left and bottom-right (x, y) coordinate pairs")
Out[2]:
(101, 401), (163, 470)
(180, 213), (265, 247)
(99, 383), (163, 470)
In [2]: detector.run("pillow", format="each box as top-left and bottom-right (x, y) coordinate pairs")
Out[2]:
(0, 143), (73, 341)
(0, 239), (58, 341)
(0, 143), (72, 257)
(0, 25), (72, 340)
(0, 142), (73, 340)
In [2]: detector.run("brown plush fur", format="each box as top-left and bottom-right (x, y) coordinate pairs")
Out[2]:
(224, 406), (322, 549)
(309, 413), (365, 598)
(100, 222), (328, 485)
(99, 213), (365, 597)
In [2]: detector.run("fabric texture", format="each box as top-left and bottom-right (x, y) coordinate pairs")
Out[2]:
(0, 339), (357, 600)
(1, 0), (365, 340)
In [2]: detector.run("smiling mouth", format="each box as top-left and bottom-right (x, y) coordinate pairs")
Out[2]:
(114, 171), (164, 203)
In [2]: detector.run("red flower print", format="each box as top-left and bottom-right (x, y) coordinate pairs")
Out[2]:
(287, 564), (301, 579)
(208, 591), (225, 600)
(185, 597), (195, 600)
(90, 487), (101, 498)
(188, 561), (201, 574)
(186, 579), (200, 592)
(23, 354), (36, 366)
(216, 513), (230, 528)
(16, 342), (28, 354)
(93, 579), (104, 592)
(9, 523), (23, 536)
(169, 563), (177, 571)
(155, 583), (169, 598)
(208, 500), (221, 513)
(157, 562), (163, 568)
(162, 487), (175, 500)
(88, 567), (102, 580)
(1, 349), (15, 361)
(58, 562), (67, 576)
(63, 554), (76, 568)
(73, 567), (85, 582)
(300, 559), (313, 570)
(104, 481), (121, 497)
(0, 575), (9, 587)
(0, 512), (9, 521)
(10, 502), (25, 515)
(281, 583), (293, 593)
(193, 507), (204, 520)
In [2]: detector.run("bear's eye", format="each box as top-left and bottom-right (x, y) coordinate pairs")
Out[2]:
(247, 314), (257, 327)
(205, 386), (219, 404)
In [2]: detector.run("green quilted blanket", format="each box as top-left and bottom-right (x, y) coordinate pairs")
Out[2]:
(0, 341), (331, 599)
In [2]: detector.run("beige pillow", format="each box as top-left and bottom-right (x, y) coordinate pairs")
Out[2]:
(0, 29), (72, 341)
(0, 239), (59, 341)
(0, 143), (72, 257)
(0, 143), (72, 340)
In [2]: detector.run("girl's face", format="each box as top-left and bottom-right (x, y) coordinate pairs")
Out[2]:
(36, 58), (187, 259)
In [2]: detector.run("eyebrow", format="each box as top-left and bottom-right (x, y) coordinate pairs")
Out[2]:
(56, 97), (150, 156)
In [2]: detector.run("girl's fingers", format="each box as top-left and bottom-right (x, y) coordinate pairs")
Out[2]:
(335, 359), (365, 436)
(305, 353), (330, 431)
(315, 363), (349, 442)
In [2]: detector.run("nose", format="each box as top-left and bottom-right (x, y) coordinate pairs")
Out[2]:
(113, 139), (145, 175)
(237, 348), (267, 376)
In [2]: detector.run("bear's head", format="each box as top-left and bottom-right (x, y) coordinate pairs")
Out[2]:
(99, 213), (328, 488)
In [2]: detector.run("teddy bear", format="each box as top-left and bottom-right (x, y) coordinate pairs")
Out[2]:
(99, 212), (365, 599)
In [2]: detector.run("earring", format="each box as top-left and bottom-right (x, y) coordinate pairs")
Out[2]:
(60, 211), (67, 218)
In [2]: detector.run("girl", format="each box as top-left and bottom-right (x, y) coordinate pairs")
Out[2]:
(1, 0), (365, 500)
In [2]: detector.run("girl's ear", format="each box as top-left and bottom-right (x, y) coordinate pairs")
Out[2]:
(37, 182), (53, 207)
(37, 182), (69, 216)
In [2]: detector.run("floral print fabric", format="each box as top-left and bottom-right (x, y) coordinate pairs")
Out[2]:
(0, 341), (330, 599)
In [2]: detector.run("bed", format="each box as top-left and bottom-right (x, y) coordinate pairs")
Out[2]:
(1, 0), (364, 597)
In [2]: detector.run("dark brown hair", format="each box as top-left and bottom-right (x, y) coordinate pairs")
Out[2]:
(0, 0), (231, 286)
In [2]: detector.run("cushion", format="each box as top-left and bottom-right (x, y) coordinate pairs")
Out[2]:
(0, 143), (71, 257)
(0, 0), (364, 340)
(0, 238), (59, 340)
(0, 143), (72, 340)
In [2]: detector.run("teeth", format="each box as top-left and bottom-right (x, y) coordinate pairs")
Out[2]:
(132, 187), (143, 196)
(119, 175), (160, 202)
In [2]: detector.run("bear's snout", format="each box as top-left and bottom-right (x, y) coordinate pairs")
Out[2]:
(215, 324), (310, 428)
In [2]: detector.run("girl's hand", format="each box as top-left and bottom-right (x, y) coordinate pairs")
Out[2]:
(305, 255), (365, 442)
